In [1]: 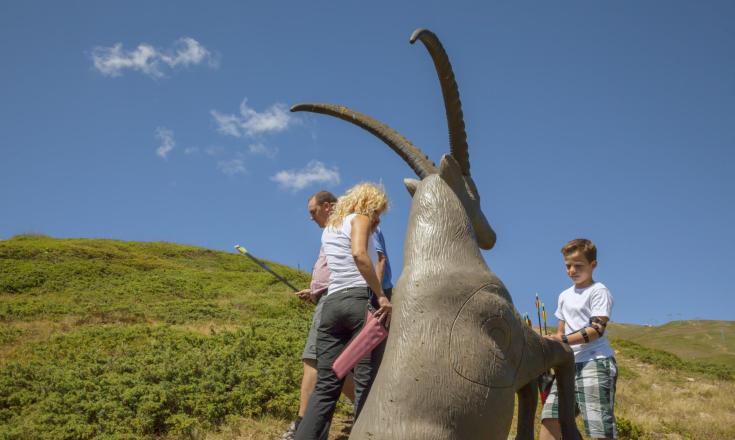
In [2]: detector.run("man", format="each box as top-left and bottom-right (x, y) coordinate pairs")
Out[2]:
(373, 225), (393, 302)
(370, 225), (393, 370)
(279, 191), (355, 440)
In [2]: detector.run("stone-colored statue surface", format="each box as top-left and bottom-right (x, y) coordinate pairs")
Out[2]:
(292, 28), (582, 440)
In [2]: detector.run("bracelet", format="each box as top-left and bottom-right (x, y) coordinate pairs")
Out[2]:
(561, 334), (568, 344)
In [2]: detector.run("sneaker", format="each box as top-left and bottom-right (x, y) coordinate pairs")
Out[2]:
(277, 420), (298, 440)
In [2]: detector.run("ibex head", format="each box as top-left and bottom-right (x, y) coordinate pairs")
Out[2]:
(291, 28), (496, 250)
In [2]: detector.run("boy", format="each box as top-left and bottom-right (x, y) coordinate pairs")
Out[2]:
(541, 239), (617, 440)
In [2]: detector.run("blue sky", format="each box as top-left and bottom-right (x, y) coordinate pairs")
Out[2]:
(1, 1), (733, 325)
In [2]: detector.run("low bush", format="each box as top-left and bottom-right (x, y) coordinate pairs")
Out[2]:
(0, 322), (308, 439)
(616, 416), (646, 440)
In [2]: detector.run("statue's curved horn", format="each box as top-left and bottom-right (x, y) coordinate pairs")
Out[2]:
(410, 28), (470, 176)
(291, 103), (437, 179)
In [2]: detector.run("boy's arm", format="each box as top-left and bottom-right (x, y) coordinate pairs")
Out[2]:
(556, 321), (565, 338)
(546, 321), (566, 341)
(552, 316), (609, 345)
(563, 286), (613, 344)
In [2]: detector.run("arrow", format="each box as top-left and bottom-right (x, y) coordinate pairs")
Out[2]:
(235, 245), (299, 292)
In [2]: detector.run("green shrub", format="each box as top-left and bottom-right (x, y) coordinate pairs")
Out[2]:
(616, 416), (645, 439)
(0, 323), (308, 439)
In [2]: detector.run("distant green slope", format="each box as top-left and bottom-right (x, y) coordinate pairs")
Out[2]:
(0, 235), (313, 439)
(0, 235), (310, 326)
(608, 320), (735, 368)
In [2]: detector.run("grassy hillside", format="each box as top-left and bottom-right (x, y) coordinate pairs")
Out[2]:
(0, 235), (313, 439)
(1, 236), (733, 439)
(608, 321), (735, 367)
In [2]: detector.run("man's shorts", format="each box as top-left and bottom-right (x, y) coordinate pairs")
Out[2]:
(301, 296), (325, 361)
(541, 356), (618, 439)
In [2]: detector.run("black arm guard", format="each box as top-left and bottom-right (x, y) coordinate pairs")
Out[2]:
(580, 327), (590, 343)
(590, 316), (608, 336)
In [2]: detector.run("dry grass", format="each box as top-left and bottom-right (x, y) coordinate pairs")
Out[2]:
(208, 414), (352, 440)
(223, 350), (735, 440)
(614, 351), (735, 439)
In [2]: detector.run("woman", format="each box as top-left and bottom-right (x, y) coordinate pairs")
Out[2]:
(295, 182), (392, 440)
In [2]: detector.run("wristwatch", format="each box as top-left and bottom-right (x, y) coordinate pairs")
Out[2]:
(561, 334), (568, 344)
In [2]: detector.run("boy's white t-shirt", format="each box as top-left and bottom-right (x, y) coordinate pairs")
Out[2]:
(321, 213), (377, 296)
(555, 281), (615, 362)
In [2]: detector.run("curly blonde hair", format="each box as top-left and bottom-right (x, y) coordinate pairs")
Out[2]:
(327, 182), (389, 228)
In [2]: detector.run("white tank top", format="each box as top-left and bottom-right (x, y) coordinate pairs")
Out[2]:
(321, 213), (377, 295)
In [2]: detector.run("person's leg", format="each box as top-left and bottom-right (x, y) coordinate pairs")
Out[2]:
(540, 419), (562, 440)
(340, 288), (374, 415)
(341, 373), (355, 403)
(295, 294), (351, 440)
(576, 357), (618, 439)
(280, 300), (323, 439)
(539, 379), (562, 440)
(298, 359), (318, 417)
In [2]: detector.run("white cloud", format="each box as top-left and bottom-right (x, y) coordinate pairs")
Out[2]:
(155, 127), (175, 159)
(218, 158), (246, 175)
(184, 147), (199, 155)
(248, 142), (278, 158)
(210, 111), (241, 137)
(271, 161), (340, 191)
(205, 146), (225, 156)
(92, 37), (215, 78)
(211, 99), (296, 138)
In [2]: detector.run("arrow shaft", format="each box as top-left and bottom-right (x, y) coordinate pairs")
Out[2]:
(238, 247), (300, 292)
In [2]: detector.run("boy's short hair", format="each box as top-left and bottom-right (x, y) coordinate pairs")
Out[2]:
(561, 238), (597, 263)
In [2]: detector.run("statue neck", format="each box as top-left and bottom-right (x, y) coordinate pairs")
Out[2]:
(403, 176), (484, 276)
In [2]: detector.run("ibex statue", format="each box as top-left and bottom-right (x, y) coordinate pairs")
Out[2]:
(292, 28), (582, 440)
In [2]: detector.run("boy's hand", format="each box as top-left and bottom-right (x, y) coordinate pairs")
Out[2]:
(295, 289), (312, 302)
(545, 334), (562, 342)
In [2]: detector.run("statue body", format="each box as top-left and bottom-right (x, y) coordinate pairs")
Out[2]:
(292, 28), (581, 440)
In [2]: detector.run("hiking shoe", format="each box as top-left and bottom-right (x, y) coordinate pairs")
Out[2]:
(277, 420), (298, 440)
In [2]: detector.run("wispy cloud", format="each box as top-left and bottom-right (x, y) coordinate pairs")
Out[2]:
(184, 147), (199, 155)
(211, 99), (296, 138)
(271, 160), (340, 191)
(92, 37), (216, 78)
(205, 146), (225, 156)
(155, 127), (175, 159)
(248, 142), (278, 158)
(218, 158), (246, 176)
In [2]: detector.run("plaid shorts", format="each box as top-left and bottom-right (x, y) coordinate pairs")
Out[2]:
(541, 357), (618, 439)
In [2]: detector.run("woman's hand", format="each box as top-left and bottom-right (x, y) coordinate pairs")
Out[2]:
(375, 295), (392, 327)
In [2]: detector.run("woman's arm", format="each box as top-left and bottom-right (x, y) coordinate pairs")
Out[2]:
(351, 214), (392, 323)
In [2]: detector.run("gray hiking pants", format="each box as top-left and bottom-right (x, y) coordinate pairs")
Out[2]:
(294, 287), (376, 440)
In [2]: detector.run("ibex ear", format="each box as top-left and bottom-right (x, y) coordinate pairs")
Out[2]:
(439, 154), (465, 193)
(403, 178), (419, 197)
